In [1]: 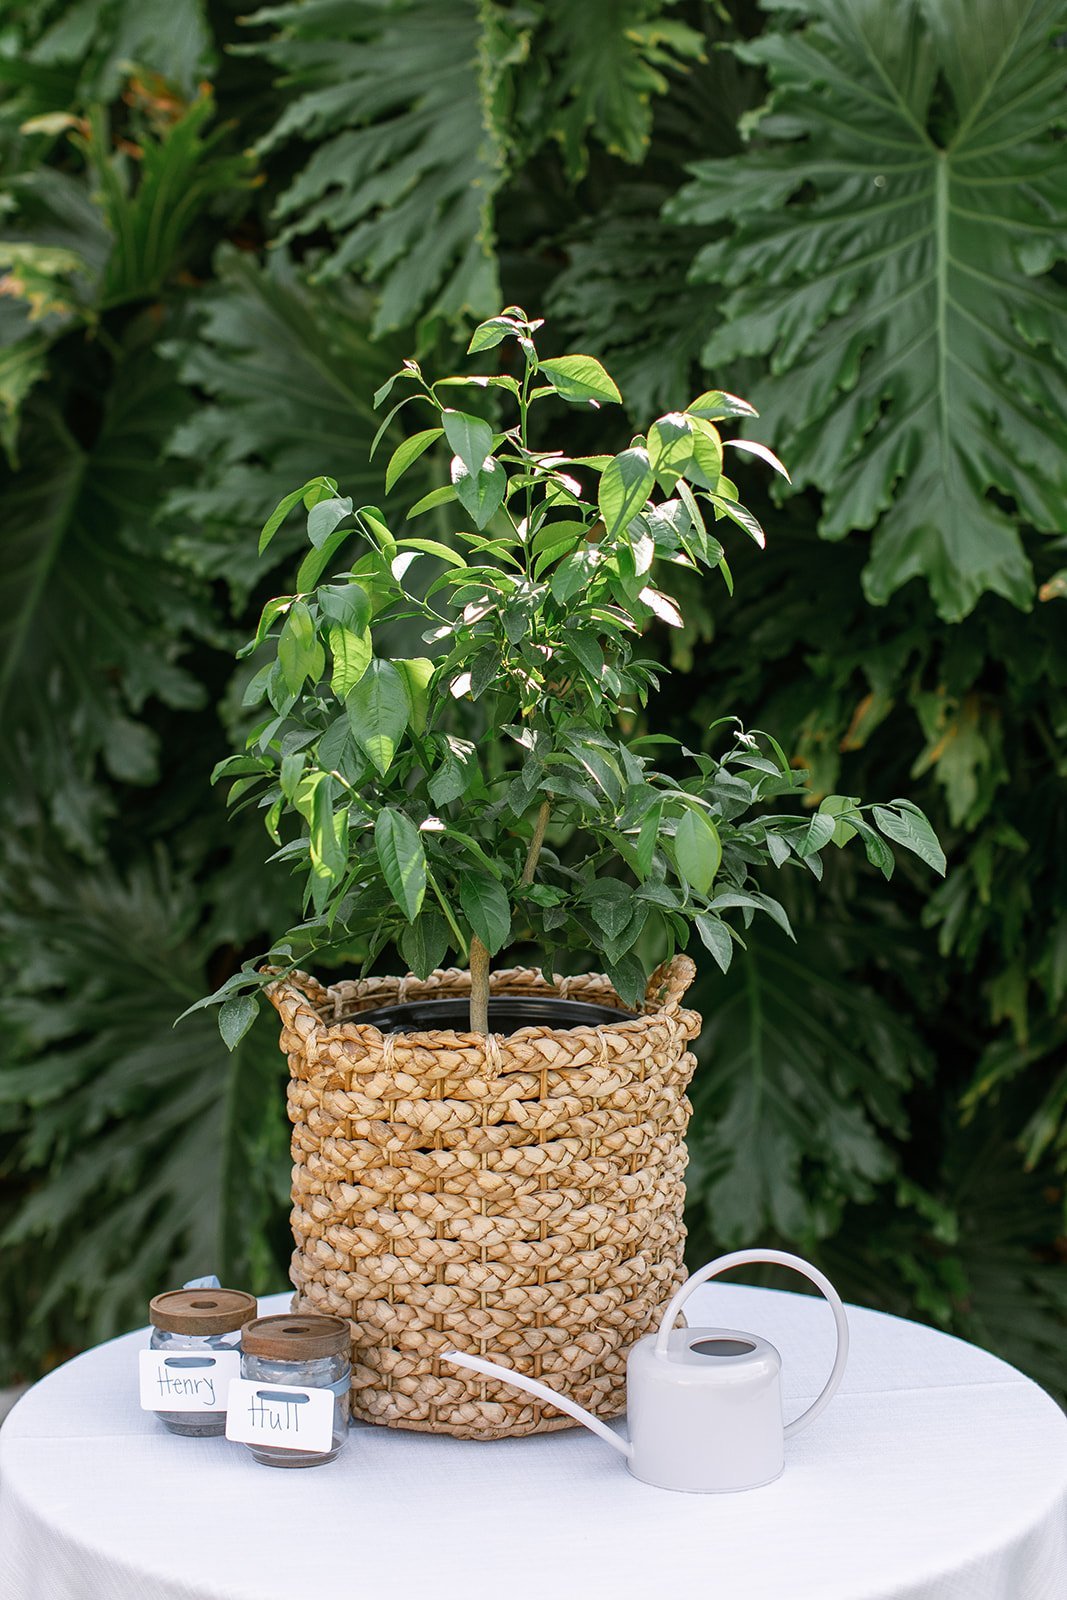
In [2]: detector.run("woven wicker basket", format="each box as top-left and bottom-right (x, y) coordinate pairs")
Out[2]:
(266, 956), (700, 1440)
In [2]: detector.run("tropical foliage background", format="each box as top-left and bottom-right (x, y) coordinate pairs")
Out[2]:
(1, 0), (1065, 1395)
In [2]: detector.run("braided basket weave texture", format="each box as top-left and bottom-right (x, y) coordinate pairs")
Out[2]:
(267, 956), (700, 1440)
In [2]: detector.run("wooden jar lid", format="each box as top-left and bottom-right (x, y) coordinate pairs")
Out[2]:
(149, 1288), (257, 1335)
(241, 1314), (350, 1362)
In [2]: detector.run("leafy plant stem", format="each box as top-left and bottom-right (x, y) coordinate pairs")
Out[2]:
(427, 868), (468, 960)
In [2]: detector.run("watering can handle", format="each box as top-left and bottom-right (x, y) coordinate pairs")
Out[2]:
(653, 1248), (849, 1440)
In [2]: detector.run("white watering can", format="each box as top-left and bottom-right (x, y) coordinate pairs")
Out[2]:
(444, 1249), (849, 1493)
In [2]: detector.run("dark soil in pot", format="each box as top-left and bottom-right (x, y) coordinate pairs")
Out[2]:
(349, 995), (637, 1036)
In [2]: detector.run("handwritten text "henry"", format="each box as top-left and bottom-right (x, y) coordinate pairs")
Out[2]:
(156, 1370), (216, 1406)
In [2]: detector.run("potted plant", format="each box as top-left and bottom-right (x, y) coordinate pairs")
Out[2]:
(191, 306), (943, 1438)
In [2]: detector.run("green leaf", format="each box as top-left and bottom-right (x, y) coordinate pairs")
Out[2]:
(685, 418), (723, 492)
(385, 427), (443, 492)
(670, 0), (1067, 619)
(646, 412), (693, 486)
(459, 871), (511, 956)
(529, 4), (703, 180)
(636, 801), (662, 880)
(346, 659), (409, 775)
(305, 772), (345, 882)
(306, 495), (353, 548)
(428, 737), (477, 806)
(467, 315), (522, 353)
(598, 447), (654, 538)
(318, 582), (372, 633)
(395, 537), (467, 569)
(725, 437), (791, 483)
(605, 951), (648, 1010)
(453, 456), (506, 529)
(253, 2), (508, 333)
(166, 246), (418, 610)
(793, 813), (837, 859)
(687, 390), (758, 424)
(550, 548), (597, 604)
(259, 479), (324, 555)
(219, 994), (259, 1052)
(873, 802), (947, 877)
(638, 587), (683, 628)
(328, 625), (372, 698)
(685, 923), (927, 1244)
(0, 855), (291, 1358)
(695, 915), (733, 975)
(711, 496), (765, 550)
(296, 525), (352, 591)
(818, 794), (861, 848)
(538, 354), (622, 406)
(375, 808), (427, 922)
(400, 911), (449, 977)
(394, 657), (434, 734)
(317, 715), (351, 773)
(442, 409), (493, 478)
(278, 601), (324, 694)
(238, 595), (291, 658)
(673, 809), (722, 895)
(408, 483), (459, 518)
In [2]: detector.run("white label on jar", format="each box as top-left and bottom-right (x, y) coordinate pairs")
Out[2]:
(139, 1349), (240, 1412)
(224, 1378), (335, 1453)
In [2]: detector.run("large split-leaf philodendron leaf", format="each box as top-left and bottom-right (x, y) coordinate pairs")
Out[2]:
(247, 0), (511, 334)
(686, 917), (930, 1245)
(0, 849), (291, 1351)
(0, 333), (206, 854)
(669, 0), (1067, 621)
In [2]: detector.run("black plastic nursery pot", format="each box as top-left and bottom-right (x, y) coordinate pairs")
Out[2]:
(357, 994), (636, 1035)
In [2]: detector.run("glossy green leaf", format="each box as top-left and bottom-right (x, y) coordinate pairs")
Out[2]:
(452, 456), (506, 529)
(306, 495), (353, 548)
(695, 915), (733, 975)
(597, 447), (653, 538)
(873, 802), (947, 877)
(219, 994), (259, 1052)
(670, 0), (1067, 618)
(278, 601), (324, 694)
(375, 808), (427, 921)
(318, 583), (372, 633)
(646, 412), (693, 486)
(442, 410), (493, 478)
(346, 659), (409, 775)
(400, 910), (449, 977)
(687, 390), (757, 424)
(385, 428), (443, 492)
(459, 871), (511, 956)
(328, 625), (372, 698)
(673, 808), (722, 895)
(538, 354), (622, 406)
(394, 657), (434, 734)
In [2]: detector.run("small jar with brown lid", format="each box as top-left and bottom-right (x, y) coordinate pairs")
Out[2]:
(148, 1288), (257, 1437)
(239, 1314), (350, 1467)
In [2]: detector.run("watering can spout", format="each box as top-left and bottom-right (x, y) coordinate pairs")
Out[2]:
(442, 1350), (633, 1459)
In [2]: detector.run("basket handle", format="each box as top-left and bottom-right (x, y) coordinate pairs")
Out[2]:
(644, 955), (696, 1013)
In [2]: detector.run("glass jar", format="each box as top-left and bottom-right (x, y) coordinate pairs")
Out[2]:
(239, 1313), (350, 1467)
(148, 1288), (257, 1437)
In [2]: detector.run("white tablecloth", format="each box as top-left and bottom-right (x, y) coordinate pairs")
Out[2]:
(2, 1286), (1065, 1600)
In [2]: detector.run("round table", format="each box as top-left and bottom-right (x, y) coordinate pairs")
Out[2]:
(2, 1286), (1065, 1600)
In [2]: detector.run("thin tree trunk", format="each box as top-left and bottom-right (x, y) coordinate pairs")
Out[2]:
(520, 799), (551, 886)
(469, 801), (549, 1032)
(469, 935), (490, 1033)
